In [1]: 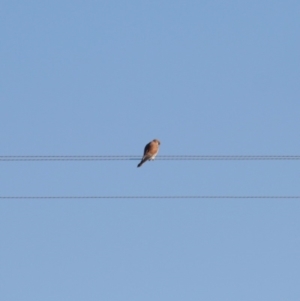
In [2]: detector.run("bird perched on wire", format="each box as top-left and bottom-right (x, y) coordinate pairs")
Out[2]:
(137, 139), (161, 168)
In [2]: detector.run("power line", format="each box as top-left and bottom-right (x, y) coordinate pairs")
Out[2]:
(1, 196), (300, 199)
(1, 155), (300, 161)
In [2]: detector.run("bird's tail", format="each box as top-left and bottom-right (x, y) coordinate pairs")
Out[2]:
(137, 156), (149, 168)
(137, 160), (145, 167)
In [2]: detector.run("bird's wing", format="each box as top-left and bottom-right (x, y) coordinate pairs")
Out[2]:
(143, 142), (152, 156)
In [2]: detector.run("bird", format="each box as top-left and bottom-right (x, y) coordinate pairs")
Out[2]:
(137, 139), (161, 168)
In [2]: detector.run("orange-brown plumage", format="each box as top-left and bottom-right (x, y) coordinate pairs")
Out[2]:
(137, 139), (161, 167)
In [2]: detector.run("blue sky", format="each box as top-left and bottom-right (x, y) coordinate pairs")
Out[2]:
(1, 1), (300, 300)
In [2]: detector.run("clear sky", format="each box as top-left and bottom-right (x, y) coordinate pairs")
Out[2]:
(1, 1), (300, 300)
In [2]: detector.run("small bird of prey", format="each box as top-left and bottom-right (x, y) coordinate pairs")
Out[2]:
(137, 139), (161, 168)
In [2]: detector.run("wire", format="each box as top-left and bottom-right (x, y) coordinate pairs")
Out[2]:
(1, 196), (300, 199)
(0, 155), (300, 161)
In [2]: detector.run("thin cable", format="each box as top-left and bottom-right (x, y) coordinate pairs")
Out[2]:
(1, 196), (300, 199)
(1, 155), (300, 161)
